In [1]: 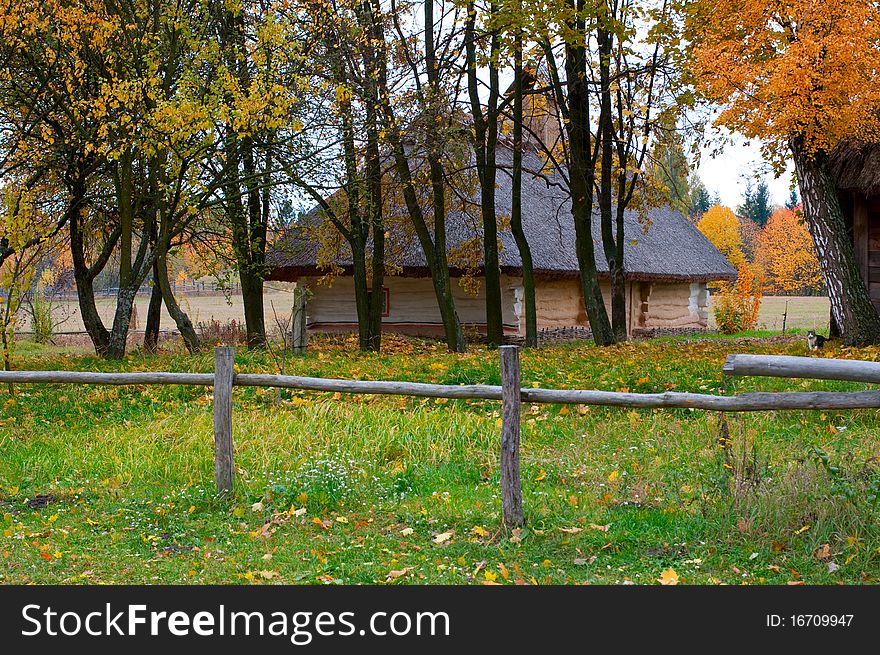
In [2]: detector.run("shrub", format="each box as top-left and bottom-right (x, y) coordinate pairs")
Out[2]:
(29, 268), (56, 344)
(713, 263), (763, 334)
(196, 318), (247, 345)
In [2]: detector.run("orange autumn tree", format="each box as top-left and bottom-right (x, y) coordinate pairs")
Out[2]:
(756, 207), (823, 295)
(696, 205), (745, 267)
(690, 0), (880, 345)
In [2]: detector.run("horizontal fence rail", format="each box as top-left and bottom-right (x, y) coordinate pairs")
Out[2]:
(2, 347), (880, 526)
(724, 354), (880, 384)
(0, 371), (215, 386)
(2, 371), (879, 412)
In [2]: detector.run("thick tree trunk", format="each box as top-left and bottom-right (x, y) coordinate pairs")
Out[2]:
(511, 34), (537, 348)
(239, 269), (265, 349)
(791, 139), (880, 346)
(105, 287), (137, 360)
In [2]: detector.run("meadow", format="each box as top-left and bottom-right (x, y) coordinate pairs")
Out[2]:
(2, 331), (880, 585)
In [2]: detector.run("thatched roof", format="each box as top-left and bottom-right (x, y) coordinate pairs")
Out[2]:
(267, 149), (736, 283)
(830, 140), (880, 195)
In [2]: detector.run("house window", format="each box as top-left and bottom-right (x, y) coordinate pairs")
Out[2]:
(367, 287), (391, 317)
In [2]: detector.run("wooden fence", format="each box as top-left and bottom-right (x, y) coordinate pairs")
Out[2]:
(2, 346), (880, 527)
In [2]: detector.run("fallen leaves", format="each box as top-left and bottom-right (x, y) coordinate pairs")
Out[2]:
(386, 567), (412, 581)
(659, 568), (679, 585)
(814, 544), (832, 561)
(573, 556), (596, 566)
(432, 531), (453, 545)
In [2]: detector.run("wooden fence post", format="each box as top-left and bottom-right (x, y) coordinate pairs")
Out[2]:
(213, 347), (235, 495)
(292, 287), (308, 355)
(500, 345), (524, 527)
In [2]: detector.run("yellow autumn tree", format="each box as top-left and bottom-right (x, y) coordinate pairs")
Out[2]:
(756, 208), (823, 295)
(696, 205), (744, 267)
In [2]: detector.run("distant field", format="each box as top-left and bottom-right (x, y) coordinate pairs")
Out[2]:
(709, 295), (830, 333)
(18, 285), (297, 335)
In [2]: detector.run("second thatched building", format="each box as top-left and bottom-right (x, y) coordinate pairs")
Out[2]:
(266, 154), (736, 338)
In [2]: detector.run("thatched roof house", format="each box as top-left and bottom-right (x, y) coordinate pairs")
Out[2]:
(267, 150), (735, 337)
(831, 140), (880, 311)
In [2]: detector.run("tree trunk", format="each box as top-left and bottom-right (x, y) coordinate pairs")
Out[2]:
(105, 287), (136, 360)
(791, 139), (880, 346)
(239, 268), (265, 349)
(596, 27), (627, 343)
(511, 32), (537, 347)
(240, 138), (268, 349)
(143, 266), (163, 353)
(68, 179), (112, 356)
(365, 116), (384, 352)
(155, 246), (200, 353)
(465, 2), (503, 346)
(564, 37), (614, 346)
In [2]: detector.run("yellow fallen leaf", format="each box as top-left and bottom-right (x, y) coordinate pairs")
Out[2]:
(535, 469), (547, 481)
(400, 527), (414, 536)
(387, 568), (412, 580)
(558, 527), (582, 534)
(433, 531), (453, 544)
(484, 570), (497, 582)
(472, 526), (490, 538)
(590, 524), (610, 532)
(659, 568), (679, 585)
(260, 570), (278, 579)
(607, 470), (619, 483)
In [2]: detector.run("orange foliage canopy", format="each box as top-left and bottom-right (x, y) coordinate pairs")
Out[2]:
(689, 0), (880, 166)
(756, 207), (823, 295)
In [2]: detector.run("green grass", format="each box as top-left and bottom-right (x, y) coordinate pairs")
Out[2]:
(2, 332), (880, 585)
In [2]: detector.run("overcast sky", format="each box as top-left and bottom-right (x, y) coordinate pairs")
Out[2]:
(696, 136), (796, 210)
